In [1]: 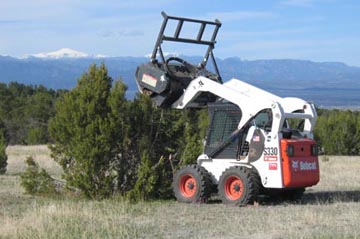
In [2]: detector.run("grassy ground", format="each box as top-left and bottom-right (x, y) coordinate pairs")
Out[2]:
(5, 145), (62, 177)
(1, 146), (359, 239)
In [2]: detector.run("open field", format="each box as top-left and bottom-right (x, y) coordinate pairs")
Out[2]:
(1, 146), (360, 239)
(5, 145), (63, 177)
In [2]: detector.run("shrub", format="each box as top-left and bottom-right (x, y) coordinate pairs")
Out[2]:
(26, 127), (48, 145)
(126, 152), (169, 202)
(49, 64), (127, 199)
(0, 119), (7, 174)
(20, 157), (56, 195)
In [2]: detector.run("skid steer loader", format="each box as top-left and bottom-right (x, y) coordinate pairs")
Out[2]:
(135, 12), (320, 205)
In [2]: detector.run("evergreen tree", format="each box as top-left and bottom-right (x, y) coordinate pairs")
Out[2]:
(49, 64), (126, 198)
(315, 109), (360, 155)
(356, 112), (360, 154)
(24, 88), (56, 144)
(180, 109), (209, 166)
(0, 118), (7, 174)
(107, 80), (132, 193)
(0, 82), (62, 145)
(124, 95), (184, 200)
(20, 157), (56, 195)
(126, 151), (165, 202)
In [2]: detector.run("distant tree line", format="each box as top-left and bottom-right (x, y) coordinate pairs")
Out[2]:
(315, 108), (360, 155)
(0, 82), (66, 145)
(1, 81), (359, 156)
(0, 118), (7, 174)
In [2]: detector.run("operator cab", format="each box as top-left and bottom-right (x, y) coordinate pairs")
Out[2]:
(204, 103), (274, 161)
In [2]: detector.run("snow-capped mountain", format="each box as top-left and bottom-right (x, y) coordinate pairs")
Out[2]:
(25, 48), (106, 59)
(1, 53), (360, 108)
(145, 52), (179, 58)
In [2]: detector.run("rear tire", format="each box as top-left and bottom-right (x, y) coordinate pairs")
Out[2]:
(218, 166), (259, 206)
(173, 165), (211, 203)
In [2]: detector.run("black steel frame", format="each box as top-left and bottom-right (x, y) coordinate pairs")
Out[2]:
(151, 11), (222, 79)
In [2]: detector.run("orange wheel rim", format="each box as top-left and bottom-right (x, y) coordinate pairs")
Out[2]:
(225, 176), (244, 200)
(179, 174), (197, 198)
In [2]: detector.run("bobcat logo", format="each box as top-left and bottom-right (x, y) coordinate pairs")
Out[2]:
(292, 160), (299, 171)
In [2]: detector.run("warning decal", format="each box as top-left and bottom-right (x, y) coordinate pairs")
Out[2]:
(142, 74), (157, 87)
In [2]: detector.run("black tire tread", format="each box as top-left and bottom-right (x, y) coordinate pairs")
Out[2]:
(173, 164), (211, 203)
(218, 166), (260, 206)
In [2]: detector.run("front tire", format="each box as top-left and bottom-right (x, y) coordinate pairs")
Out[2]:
(218, 166), (259, 206)
(173, 165), (211, 203)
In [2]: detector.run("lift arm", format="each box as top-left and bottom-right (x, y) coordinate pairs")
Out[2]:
(171, 76), (279, 131)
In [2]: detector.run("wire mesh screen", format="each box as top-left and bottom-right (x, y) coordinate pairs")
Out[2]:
(205, 103), (242, 158)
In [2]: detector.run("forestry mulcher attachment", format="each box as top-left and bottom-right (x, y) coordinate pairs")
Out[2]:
(135, 12), (320, 205)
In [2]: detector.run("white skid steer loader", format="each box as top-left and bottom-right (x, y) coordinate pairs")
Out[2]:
(135, 12), (320, 205)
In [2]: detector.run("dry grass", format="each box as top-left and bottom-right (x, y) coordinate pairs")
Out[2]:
(317, 155), (360, 191)
(5, 145), (63, 177)
(0, 147), (359, 239)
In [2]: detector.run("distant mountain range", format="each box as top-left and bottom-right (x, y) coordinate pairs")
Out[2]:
(1, 49), (360, 109)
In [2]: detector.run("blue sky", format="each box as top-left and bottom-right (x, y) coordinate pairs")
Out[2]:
(1, 0), (359, 66)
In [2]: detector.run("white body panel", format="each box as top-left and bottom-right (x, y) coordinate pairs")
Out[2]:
(172, 76), (317, 189)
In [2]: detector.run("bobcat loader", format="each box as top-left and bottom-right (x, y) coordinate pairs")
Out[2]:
(135, 12), (320, 205)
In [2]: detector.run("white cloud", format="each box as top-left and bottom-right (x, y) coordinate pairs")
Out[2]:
(98, 30), (144, 38)
(216, 37), (360, 63)
(280, 0), (315, 7)
(206, 11), (277, 22)
(225, 38), (353, 52)
(280, 0), (338, 7)
(221, 27), (315, 38)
